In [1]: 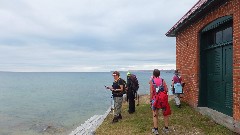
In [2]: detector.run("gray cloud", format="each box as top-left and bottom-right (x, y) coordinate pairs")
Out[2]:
(0, 0), (198, 72)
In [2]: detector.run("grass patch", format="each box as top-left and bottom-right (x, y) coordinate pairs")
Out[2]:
(96, 96), (236, 135)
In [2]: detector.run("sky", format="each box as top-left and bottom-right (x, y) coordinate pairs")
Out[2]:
(0, 0), (198, 72)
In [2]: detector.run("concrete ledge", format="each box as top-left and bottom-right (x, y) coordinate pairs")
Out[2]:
(69, 107), (111, 135)
(197, 107), (240, 134)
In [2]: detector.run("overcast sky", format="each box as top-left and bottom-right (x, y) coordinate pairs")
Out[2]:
(0, 0), (198, 72)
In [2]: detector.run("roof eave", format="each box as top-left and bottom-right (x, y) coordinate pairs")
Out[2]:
(165, 0), (226, 37)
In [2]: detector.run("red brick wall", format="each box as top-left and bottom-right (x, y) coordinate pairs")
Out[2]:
(175, 0), (240, 121)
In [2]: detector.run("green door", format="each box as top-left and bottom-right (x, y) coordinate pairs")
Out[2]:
(222, 45), (233, 115)
(206, 47), (223, 112)
(206, 45), (233, 116)
(199, 16), (233, 116)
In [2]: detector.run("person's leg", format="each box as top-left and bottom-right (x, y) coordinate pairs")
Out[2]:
(152, 109), (159, 134)
(118, 96), (123, 119)
(177, 94), (181, 107)
(113, 97), (117, 116)
(164, 115), (169, 128)
(153, 110), (158, 128)
(178, 93), (181, 100)
(129, 99), (134, 113)
(128, 91), (135, 113)
(128, 91), (131, 113)
(115, 97), (123, 114)
(112, 97), (119, 123)
(162, 103), (171, 133)
(133, 95), (135, 112)
(113, 97), (123, 122)
(174, 94), (180, 106)
(162, 115), (169, 133)
(119, 97), (123, 113)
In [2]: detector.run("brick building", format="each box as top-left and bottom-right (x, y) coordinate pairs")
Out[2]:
(166, 0), (240, 133)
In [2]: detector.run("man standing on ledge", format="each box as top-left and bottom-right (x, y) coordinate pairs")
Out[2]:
(126, 72), (135, 114)
(106, 71), (124, 123)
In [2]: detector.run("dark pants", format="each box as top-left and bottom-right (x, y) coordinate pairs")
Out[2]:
(128, 90), (135, 113)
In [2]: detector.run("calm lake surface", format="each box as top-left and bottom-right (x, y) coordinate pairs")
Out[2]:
(0, 71), (174, 135)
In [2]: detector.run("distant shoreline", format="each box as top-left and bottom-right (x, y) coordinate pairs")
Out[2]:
(0, 69), (175, 73)
(111, 69), (175, 72)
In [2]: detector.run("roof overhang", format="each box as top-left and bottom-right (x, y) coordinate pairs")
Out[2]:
(165, 0), (228, 37)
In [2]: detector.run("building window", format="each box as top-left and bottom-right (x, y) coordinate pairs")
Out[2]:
(207, 32), (215, 45)
(223, 27), (232, 42)
(215, 30), (223, 44)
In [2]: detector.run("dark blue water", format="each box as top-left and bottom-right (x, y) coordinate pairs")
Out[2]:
(0, 71), (173, 135)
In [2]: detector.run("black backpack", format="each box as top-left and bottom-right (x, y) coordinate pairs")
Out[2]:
(129, 74), (139, 92)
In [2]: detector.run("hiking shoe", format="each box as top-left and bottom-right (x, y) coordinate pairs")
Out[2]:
(112, 117), (118, 123)
(162, 127), (169, 133)
(152, 128), (155, 133)
(175, 104), (181, 108)
(128, 110), (134, 114)
(152, 129), (159, 135)
(118, 114), (122, 119)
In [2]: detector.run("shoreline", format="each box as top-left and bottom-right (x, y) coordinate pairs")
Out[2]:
(69, 94), (174, 135)
(69, 107), (111, 135)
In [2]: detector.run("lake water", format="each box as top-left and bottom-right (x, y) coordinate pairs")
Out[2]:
(0, 71), (174, 135)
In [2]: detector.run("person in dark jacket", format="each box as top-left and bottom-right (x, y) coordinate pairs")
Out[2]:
(126, 72), (135, 114)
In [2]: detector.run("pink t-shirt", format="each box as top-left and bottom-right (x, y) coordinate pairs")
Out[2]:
(151, 77), (164, 99)
(152, 77), (162, 87)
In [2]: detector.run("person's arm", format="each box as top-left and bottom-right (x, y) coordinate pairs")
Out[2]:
(172, 76), (175, 87)
(149, 80), (153, 102)
(108, 87), (114, 91)
(180, 76), (185, 87)
(126, 78), (130, 90)
(119, 85), (123, 91)
(113, 85), (123, 92)
(107, 84), (115, 91)
(163, 80), (168, 92)
(105, 85), (114, 90)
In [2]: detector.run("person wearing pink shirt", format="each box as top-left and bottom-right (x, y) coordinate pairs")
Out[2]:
(149, 69), (171, 134)
(172, 70), (184, 108)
